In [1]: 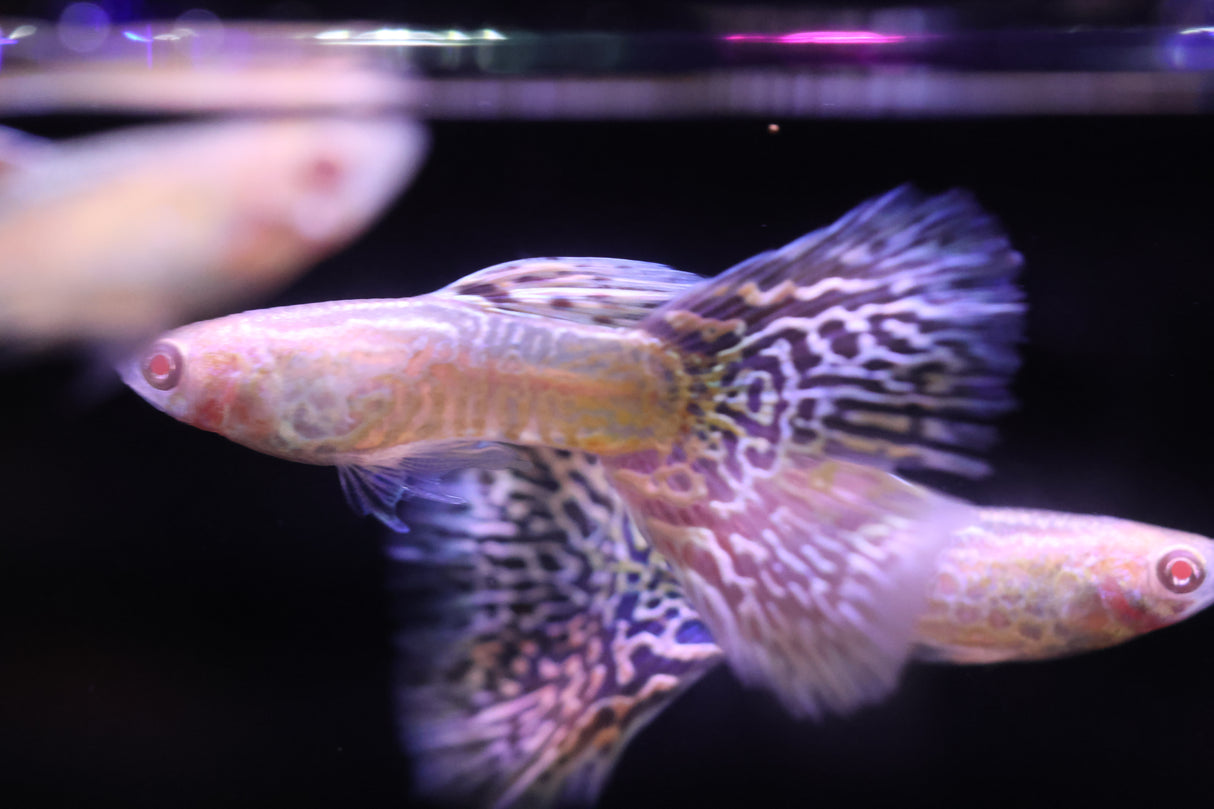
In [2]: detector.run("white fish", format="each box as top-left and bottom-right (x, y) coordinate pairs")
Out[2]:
(0, 115), (426, 346)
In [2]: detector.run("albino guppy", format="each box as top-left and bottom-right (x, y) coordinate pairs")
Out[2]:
(120, 188), (1214, 806)
(392, 450), (1214, 808)
(0, 114), (426, 346)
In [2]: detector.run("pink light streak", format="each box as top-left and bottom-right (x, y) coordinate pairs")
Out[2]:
(724, 31), (906, 45)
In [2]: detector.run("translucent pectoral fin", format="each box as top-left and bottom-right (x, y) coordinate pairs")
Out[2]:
(338, 441), (524, 533)
(389, 448), (723, 808)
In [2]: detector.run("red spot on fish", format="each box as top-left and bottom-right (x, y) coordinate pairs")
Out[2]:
(193, 396), (226, 432)
(1099, 577), (1165, 633)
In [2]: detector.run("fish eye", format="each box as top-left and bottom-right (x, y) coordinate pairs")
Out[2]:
(141, 341), (184, 391)
(1157, 548), (1206, 595)
(304, 155), (344, 192)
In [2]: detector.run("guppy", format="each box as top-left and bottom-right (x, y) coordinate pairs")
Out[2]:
(120, 188), (1214, 807)
(393, 450), (1214, 808)
(0, 115), (425, 346)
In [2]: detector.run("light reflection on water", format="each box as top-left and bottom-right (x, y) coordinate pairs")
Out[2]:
(2, 14), (1214, 117)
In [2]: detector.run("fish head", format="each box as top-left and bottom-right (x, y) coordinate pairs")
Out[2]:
(183, 116), (429, 319)
(1102, 524), (1214, 633)
(235, 116), (429, 258)
(118, 315), (284, 454)
(118, 303), (406, 464)
(1035, 519), (1214, 651)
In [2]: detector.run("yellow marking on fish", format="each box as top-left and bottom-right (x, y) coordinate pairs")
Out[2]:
(660, 309), (745, 342)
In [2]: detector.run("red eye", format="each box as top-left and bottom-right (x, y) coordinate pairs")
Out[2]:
(304, 155), (343, 193)
(1157, 548), (1206, 595)
(141, 341), (183, 391)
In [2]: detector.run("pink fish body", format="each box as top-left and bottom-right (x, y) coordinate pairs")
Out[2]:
(919, 508), (1214, 662)
(0, 115), (427, 344)
(121, 296), (684, 466)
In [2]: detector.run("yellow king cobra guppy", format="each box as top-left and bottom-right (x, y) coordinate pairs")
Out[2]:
(120, 188), (1214, 808)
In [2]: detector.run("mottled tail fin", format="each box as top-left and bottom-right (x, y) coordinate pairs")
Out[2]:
(389, 448), (721, 808)
(605, 187), (1022, 718)
(647, 185), (1024, 478)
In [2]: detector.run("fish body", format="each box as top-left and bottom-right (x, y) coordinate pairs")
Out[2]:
(120, 187), (1214, 806)
(917, 508), (1214, 663)
(0, 115), (427, 345)
(123, 297), (685, 465)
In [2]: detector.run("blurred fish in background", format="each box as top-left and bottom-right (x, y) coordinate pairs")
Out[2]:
(0, 114), (427, 350)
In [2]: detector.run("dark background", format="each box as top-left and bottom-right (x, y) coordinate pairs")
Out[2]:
(4, 3), (1214, 808)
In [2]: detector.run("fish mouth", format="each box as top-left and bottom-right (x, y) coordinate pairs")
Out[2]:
(113, 350), (143, 392)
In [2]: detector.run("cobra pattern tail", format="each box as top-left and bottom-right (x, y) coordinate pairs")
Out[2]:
(647, 186), (1024, 479)
(605, 187), (1024, 717)
(389, 448), (722, 809)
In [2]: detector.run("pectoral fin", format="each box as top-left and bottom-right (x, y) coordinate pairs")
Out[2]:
(338, 441), (522, 533)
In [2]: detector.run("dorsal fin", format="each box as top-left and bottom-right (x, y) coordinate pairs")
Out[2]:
(389, 448), (722, 808)
(435, 257), (703, 328)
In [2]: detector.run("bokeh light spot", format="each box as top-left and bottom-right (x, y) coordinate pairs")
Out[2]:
(57, 2), (111, 53)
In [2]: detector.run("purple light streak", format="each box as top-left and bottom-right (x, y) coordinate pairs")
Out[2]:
(724, 31), (906, 45)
